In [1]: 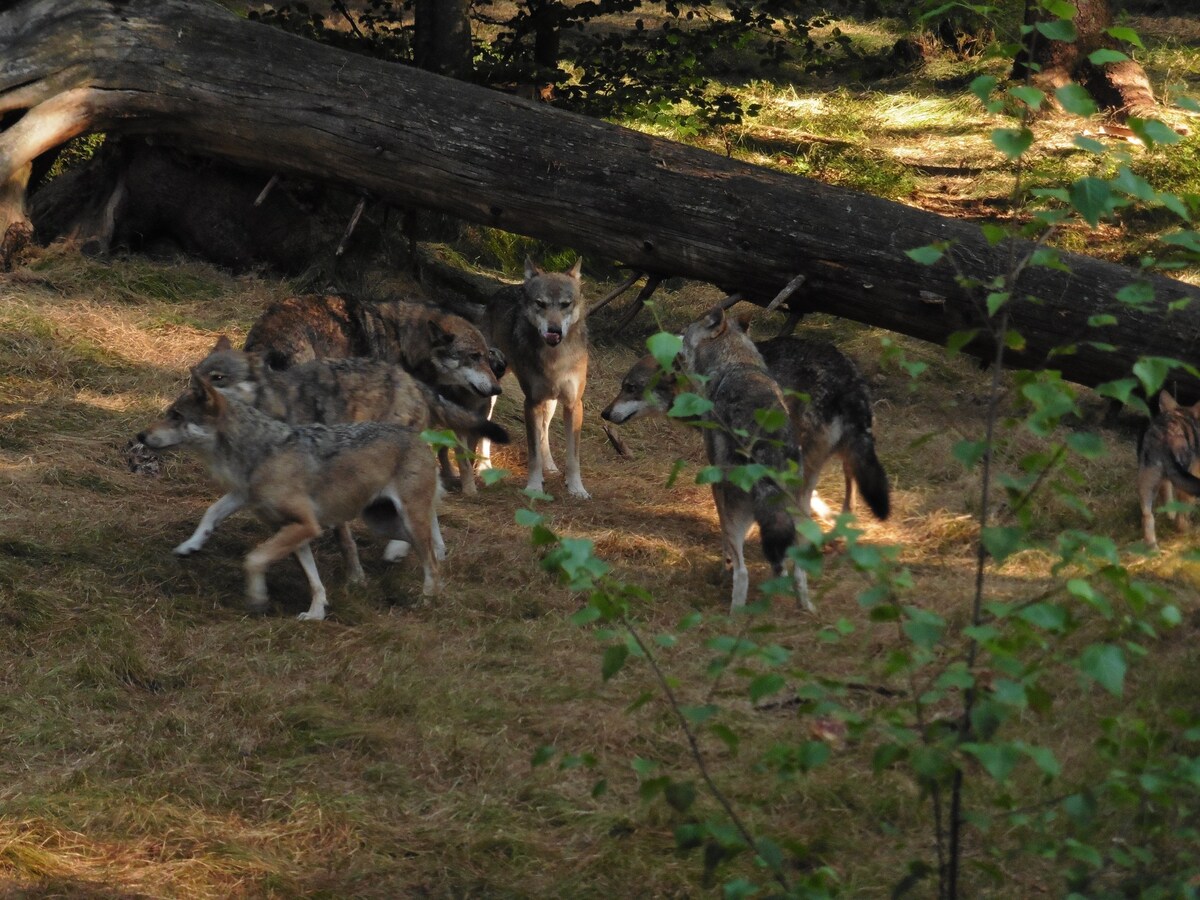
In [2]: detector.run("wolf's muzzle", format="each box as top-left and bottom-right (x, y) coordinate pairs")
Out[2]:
(542, 326), (562, 346)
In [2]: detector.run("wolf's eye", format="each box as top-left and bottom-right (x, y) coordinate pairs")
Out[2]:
(209, 373), (225, 383)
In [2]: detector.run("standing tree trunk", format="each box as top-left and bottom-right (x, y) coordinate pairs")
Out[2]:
(414, 0), (473, 81)
(3, 0), (1200, 398)
(1015, 0), (1156, 119)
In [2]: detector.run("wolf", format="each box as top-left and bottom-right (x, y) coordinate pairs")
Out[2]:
(434, 347), (508, 496)
(244, 293), (505, 492)
(680, 305), (813, 613)
(172, 336), (509, 567)
(1137, 389), (1200, 550)
(138, 374), (440, 621)
(484, 257), (590, 498)
(243, 292), (502, 400)
(601, 334), (889, 523)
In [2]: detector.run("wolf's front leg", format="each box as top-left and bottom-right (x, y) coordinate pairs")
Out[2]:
(524, 397), (556, 492)
(175, 492), (243, 555)
(561, 391), (590, 499)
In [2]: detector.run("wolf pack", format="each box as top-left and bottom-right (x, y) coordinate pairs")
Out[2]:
(137, 258), (1200, 621)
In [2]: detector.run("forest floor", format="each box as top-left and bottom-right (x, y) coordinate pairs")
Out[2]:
(2, 5), (1200, 898)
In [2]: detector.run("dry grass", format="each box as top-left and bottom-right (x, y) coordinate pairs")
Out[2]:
(2, 237), (1198, 897)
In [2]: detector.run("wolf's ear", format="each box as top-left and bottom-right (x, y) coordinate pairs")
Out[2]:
(194, 374), (227, 415)
(733, 311), (753, 332)
(524, 256), (543, 281)
(702, 305), (727, 334)
(213, 335), (233, 353)
(1159, 390), (1179, 413)
(427, 320), (453, 347)
(567, 257), (582, 280)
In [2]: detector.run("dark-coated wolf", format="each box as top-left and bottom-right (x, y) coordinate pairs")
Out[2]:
(602, 334), (889, 522)
(484, 257), (590, 498)
(139, 374), (440, 621)
(681, 306), (813, 613)
(173, 336), (510, 569)
(244, 293), (504, 492)
(1138, 389), (1200, 550)
(244, 293), (503, 399)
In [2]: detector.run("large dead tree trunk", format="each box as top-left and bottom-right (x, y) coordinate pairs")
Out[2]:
(3, 0), (1199, 398)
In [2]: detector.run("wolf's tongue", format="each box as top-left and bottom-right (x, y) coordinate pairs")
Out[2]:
(543, 332), (562, 346)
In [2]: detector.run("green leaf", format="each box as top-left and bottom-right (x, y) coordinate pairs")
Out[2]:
(515, 508), (545, 528)
(1087, 313), (1117, 327)
(669, 392), (713, 418)
(420, 428), (458, 449)
(906, 244), (945, 265)
(1089, 48), (1129, 65)
(992, 127), (1034, 159)
(1018, 742), (1062, 777)
(664, 780), (697, 812)
(1055, 83), (1097, 117)
(1036, 19), (1076, 42)
(1095, 377), (1140, 405)
(952, 439), (989, 470)
(963, 742), (1021, 782)
(1105, 25), (1144, 48)
(531, 745), (556, 767)
(570, 605), (602, 627)
(1018, 601), (1068, 631)
(986, 291), (1010, 316)
(1070, 177), (1114, 226)
(980, 223), (1007, 245)
(1079, 643), (1126, 696)
(680, 704), (719, 725)
(1162, 230), (1200, 254)
(647, 331), (682, 370)
(902, 606), (946, 651)
(1042, 0), (1078, 18)
(1010, 85), (1046, 110)
(1128, 117), (1181, 149)
(749, 673), (786, 703)
(480, 467), (509, 486)
(602, 644), (629, 681)
(1066, 431), (1104, 458)
(969, 74), (998, 105)
(982, 526), (1023, 564)
(1133, 356), (1178, 396)
(1073, 134), (1107, 153)
(753, 407), (789, 433)
(946, 329), (980, 356)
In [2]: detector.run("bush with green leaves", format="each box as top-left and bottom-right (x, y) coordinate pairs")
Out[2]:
(512, 2), (1200, 896)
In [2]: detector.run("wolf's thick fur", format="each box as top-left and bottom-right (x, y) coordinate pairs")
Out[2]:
(244, 293), (502, 400)
(681, 307), (813, 613)
(1137, 390), (1200, 550)
(174, 336), (509, 565)
(435, 347), (508, 496)
(484, 257), (590, 498)
(601, 335), (889, 523)
(139, 376), (440, 620)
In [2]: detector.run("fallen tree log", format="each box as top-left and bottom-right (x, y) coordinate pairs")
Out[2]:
(3, 0), (1199, 399)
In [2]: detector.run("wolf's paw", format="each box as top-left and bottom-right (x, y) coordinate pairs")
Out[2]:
(566, 480), (591, 500)
(297, 607), (327, 622)
(173, 539), (204, 556)
(383, 540), (411, 562)
(245, 599), (270, 616)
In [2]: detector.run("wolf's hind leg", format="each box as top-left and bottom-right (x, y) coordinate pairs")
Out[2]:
(1138, 466), (1163, 550)
(336, 524), (365, 584)
(294, 544), (329, 621)
(175, 492), (243, 556)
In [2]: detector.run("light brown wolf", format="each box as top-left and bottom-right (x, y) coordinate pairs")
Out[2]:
(681, 306), (813, 613)
(174, 336), (509, 568)
(139, 375), (440, 620)
(602, 334), (889, 522)
(484, 257), (590, 498)
(1137, 389), (1200, 550)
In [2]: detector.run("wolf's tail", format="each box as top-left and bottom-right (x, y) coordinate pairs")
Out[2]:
(1165, 451), (1200, 496)
(845, 427), (890, 520)
(426, 392), (510, 445)
(752, 478), (797, 574)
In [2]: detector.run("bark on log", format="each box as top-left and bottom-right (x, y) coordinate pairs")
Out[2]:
(3, 0), (1200, 399)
